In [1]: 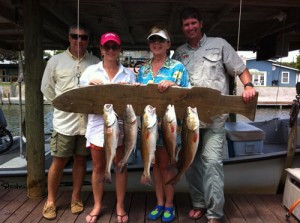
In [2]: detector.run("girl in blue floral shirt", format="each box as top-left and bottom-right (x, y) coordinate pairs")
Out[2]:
(137, 26), (190, 223)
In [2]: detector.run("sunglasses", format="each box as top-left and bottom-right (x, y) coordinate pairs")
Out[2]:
(69, 34), (89, 41)
(148, 36), (167, 43)
(102, 44), (121, 51)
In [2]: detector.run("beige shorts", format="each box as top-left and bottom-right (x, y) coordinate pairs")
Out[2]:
(50, 130), (90, 157)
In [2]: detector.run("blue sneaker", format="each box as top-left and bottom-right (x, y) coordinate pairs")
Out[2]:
(162, 207), (175, 222)
(148, 205), (164, 221)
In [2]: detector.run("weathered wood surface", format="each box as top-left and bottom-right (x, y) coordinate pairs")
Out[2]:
(52, 84), (258, 123)
(0, 189), (298, 223)
(23, 0), (46, 198)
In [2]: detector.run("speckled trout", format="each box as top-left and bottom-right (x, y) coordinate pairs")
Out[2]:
(103, 104), (119, 184)
(115, 104), (138, 173)
(140, 105), (157, 186)
(166, 106), (199, 185)
(162, 104), (178, 167)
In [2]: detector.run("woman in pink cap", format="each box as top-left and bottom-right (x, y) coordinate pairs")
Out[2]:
(80, 32), (135, 223)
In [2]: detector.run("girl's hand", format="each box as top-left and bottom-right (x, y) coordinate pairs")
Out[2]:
(89, 79), (103, 85)
(158, 80), (176, 92)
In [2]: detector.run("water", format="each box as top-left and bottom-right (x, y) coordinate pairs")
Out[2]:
(0, 104), (292, 136)
(0, 104), (53, 136)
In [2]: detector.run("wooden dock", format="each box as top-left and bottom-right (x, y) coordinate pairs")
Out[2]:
(0, 189), (298, 223)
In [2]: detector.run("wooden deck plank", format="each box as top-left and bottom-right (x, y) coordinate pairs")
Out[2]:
(74, 191), (93, 223)
(260, 194), (299, 223)
(4, 190), (43, 223)
(29, 191), (61, 223)
(244, 194), (282, 223)
(58, 190), (91, 223)
(99, 191), (116, 222)
(230, 194), (263, 223)
(39, 190), (72, 223)
(224, 195), (247, 223)
(129, 192), (146, 223)
(145, 191), (161, 223)
(0, 189), (24, 222)
(174, 192), (194, 223)
(1, 189), (299, 223)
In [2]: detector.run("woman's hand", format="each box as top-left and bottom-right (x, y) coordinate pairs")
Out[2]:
(89, 79), (103, 85)
(158, 80), (176, 92)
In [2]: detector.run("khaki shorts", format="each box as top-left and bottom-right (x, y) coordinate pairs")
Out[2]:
(50, 130), (90, 157)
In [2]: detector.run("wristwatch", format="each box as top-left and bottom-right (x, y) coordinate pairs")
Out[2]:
(244, 82), (254, 88)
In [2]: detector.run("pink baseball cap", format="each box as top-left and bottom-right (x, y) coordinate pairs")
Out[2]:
(100, 32), (121, 45)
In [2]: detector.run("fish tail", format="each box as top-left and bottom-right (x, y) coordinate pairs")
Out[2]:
(140, 174), (152, 186)
(165, 175), (180, 185)
(114, 161), (125, 173)
(103, 172), (112, 184)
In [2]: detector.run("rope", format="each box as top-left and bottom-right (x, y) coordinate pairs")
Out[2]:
(76, 0), (81, 87)
(232, 0), (243, 96)
(236, 0), (242, 52)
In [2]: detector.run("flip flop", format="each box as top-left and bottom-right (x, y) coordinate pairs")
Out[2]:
(117, 213), (129, 223)
(86, 213), (100, 223)
(188, 207), (205, 220)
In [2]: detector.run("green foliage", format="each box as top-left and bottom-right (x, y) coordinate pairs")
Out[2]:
(54, 50), (64, 55)
(0, 48), (18, 61)
(280, 61), (297, 69)
(296, 55), (300, 70)
(278, 54), (300, 70)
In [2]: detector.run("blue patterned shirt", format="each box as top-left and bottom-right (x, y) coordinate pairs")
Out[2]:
(137, 57), (190, 87)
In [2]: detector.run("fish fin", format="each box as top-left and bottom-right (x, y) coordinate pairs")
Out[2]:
(170, 124), (175, 133)
(194, 132), (199, 142)
(140, 174), (152, 186)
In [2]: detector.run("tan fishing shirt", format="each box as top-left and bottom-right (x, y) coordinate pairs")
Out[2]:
(173, 34), (246, 128)
(41, 49), (99, 136)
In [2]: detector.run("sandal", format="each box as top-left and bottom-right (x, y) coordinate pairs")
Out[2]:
(117, 213), (129, 223)
(86, 213), (100, 223)
(188, 207), (205, 220)
(148, 205), (164, 221)
(162, 207), (175, 222)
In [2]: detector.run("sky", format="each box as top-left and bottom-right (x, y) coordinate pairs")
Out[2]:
(238, 50), (300, 62)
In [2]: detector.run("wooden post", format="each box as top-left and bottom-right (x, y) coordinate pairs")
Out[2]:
(23, 0), (45, 198)
(277, 105), (298, 193)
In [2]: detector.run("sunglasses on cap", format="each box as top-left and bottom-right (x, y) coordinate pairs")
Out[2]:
(102, 44), (121, 51)
(148, 36), (167, 43)
(69, 33), (89, 41)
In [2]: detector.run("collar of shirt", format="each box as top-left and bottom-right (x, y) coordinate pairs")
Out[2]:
(96, 61), (129, 76)
(186, 34), (207, 50)
(66, 47), (87, 62)
(146, 57), (171, 69)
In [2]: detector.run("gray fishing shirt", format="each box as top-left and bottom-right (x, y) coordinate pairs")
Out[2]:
(173, 34), (246, 128)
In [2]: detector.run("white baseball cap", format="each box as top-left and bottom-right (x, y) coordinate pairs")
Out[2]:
(147, 30), (170, 41)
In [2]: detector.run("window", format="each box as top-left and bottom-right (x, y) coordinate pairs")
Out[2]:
(249, 69), (266, 86)
(281, 72), (289, 84)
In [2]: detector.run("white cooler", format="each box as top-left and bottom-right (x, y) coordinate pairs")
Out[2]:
(283, 168), (300, 220)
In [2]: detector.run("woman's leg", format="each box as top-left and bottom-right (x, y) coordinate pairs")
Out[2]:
(114, 146), (128, 217)
(153, 147), (166, 206)
(156, 146), (175, 208)
(86, 147), (105, 222)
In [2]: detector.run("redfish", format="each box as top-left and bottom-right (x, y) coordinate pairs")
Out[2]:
(162, 104), (178, 167)
(115, 104), (138, 173)
(103, 104), (119, 184)
(166, 106), (199, 185)
(140, 105), (157, 186)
